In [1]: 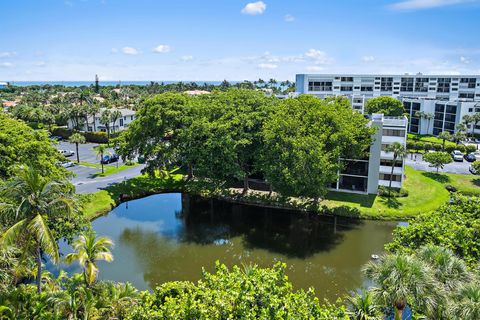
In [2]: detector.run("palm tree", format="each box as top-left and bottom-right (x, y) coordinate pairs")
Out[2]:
(415, 111), (434, 134)
(100, 109), (112, 142)
(363, 252), (436, 320)
(95, 145), (108, 174)
(65, 231), (114, 287)
(463, 114), (475, 138)
(0, 166), (76, 293)
(384, 142), (407, 194)
(451, 283), (480, 320)
(68, 133), (86, 164)
(346, 290), (380, 320)
(437, 131), (452, 151)
(109, 109), (122, 134)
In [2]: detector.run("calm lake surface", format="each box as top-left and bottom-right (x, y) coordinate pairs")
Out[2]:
(57, 193), (396, 300)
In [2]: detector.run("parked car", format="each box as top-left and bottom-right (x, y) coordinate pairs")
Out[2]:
(50, 135), (63, 141)
(59, 149), (75, 157)
(101, 154), (119, 164)
(464, 152), (478, 162)
(60, 161), (75, 168)
(451, 150), (463, 162)
(469, 164), (477, 175)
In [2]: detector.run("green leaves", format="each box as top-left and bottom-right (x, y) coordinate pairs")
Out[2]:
(364, 96), (404, 116)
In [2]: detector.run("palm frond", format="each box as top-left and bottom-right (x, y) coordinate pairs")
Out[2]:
(28, 214), (59, 264)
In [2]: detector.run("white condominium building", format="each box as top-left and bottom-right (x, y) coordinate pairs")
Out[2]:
(296, 74), (480, 135)
(330, 114), (408, 194)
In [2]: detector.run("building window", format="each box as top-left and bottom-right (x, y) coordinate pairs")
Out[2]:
(383, 129), (406, 137)
(119, 119), (124, 126)
(308, 81), (333, 92)
(341, 77), (353, 82)
(338, 175), (368, 192)
(379, 173), (401, 182)
(380, 159), (403, 168)
(415, 78), (429, 92)
(341, 86), (353, 91)
(380, 77), (393, 91)
(400, 78), (414, 92)
(361, 86), (373, 92)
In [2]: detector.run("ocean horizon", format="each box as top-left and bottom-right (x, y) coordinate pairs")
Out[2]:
(4, 80), (246, 87)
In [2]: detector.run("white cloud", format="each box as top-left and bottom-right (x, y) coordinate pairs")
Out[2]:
(121, 46), (139, 55)
(460, 56), (470, 63)
(153, 44), (172, 53)
(306, 66), (324, 72)
(0, 62), (14, 68)
(0, 51), (17, 58)
(258, 63), (278, 69)
(389, 0), (476, 10)
(284, 14), (295, 22)
(304, 49), (332, 64)
(181, 55), (194, 61)
(362, 55), (375, 62)
(241, 1), (266, 15)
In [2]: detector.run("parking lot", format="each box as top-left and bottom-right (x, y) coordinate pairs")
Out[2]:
(55, 141), (129, 180)
(405, 152), (475, 175)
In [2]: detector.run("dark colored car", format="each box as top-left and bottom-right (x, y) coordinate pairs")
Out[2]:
(464, 152), (477, 162)
(101, 154), (119, 164)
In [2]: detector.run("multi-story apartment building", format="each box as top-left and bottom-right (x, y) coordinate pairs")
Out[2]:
(330, 114), (408, 194)
(67, 108), (136, 133)
(296, 74), (480, 135)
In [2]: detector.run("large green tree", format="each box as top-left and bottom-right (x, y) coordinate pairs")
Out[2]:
(260, 95), (374, 203)
(364, 96), (404, 116)
(0, 113), (68, 180)
(423, 152), (452, 173)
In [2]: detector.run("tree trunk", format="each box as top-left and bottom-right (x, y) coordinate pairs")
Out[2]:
(389, 158), (396, 196)
(394, 307), (404, 320)
(93, 113), (97, 131)
(76, 142), (80, 163)
(36, 243), (42, 294)
(268, 183), (273, 198)
(187, 163), (193, 180)
(242, 173), (249, 195)
(101, 152), (104, 174)
(442, 139), (445, 151)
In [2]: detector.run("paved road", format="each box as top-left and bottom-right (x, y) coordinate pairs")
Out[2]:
(405, 152), (474, 175)
(54, 141), (145, 194)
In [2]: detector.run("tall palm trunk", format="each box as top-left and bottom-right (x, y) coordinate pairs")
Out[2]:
(36, 242), (42, 294)
(93, 113), (97, 131)
(389, 156), (397, 195)
(75, 142), (80, 163)
(100, 152), (104, 174)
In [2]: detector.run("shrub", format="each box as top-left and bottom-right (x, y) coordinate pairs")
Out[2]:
(50, 127), (115, 144)
(432, 143), (442, 151)
(386, 195), (480, 267)
(378, 186), (409, 198)
(128, 262), (348, 319)
(445, 145), (456, 153)
(423, 143), (433, 152)
(456, 145), (466, 153)
(445, 184), (457, 192)
(413, 142), (424, 153)
(465, 145), (477, 153)
(406, 141), (415, 150)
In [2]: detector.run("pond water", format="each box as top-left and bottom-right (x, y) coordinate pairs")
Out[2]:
(57, 193), (396, 300)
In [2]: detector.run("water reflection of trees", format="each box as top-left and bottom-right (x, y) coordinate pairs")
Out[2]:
(181, 195), (363, 258)
(118, 194), (361, 259)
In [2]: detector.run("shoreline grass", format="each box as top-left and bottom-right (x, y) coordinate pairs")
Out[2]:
(78, 161), (138, 178)
(80, 166), (460, 221)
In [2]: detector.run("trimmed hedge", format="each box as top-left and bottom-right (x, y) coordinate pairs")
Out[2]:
(50, 127), (117, 144)
(408, 140), (471, 154)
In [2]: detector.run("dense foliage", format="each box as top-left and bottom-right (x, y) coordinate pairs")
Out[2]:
(360, 245), (480, 320)
(386, 194), (480, 267)
(364, 96), (404, 116)
(260, 95), (373, 201)
(423, 151), (452, 173)
(0, 113), (68, 180)
(129, 262), (347, 320)
(117, 91), (374, 200)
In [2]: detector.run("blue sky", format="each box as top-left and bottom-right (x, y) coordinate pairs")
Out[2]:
(1, 0), (479, 81)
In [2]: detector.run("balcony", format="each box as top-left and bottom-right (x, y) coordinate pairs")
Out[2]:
(379, 165), (403, 175)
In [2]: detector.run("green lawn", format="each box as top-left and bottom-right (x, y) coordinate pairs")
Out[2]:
(407, 133), (455, 148)
(78, 161), (138, 177)
(424, 171), (480, 196)
(80, 170), (185, 220)
(323, 166), (450, 219)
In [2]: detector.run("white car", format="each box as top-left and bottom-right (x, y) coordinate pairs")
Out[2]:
(59, 149), (75, 157)
(470, 165), (477, 175)
(451, 150), (463, 162)
(60, 161), (75, 168)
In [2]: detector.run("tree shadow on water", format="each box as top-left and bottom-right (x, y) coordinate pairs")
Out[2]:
(421, 172), (450, 184)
